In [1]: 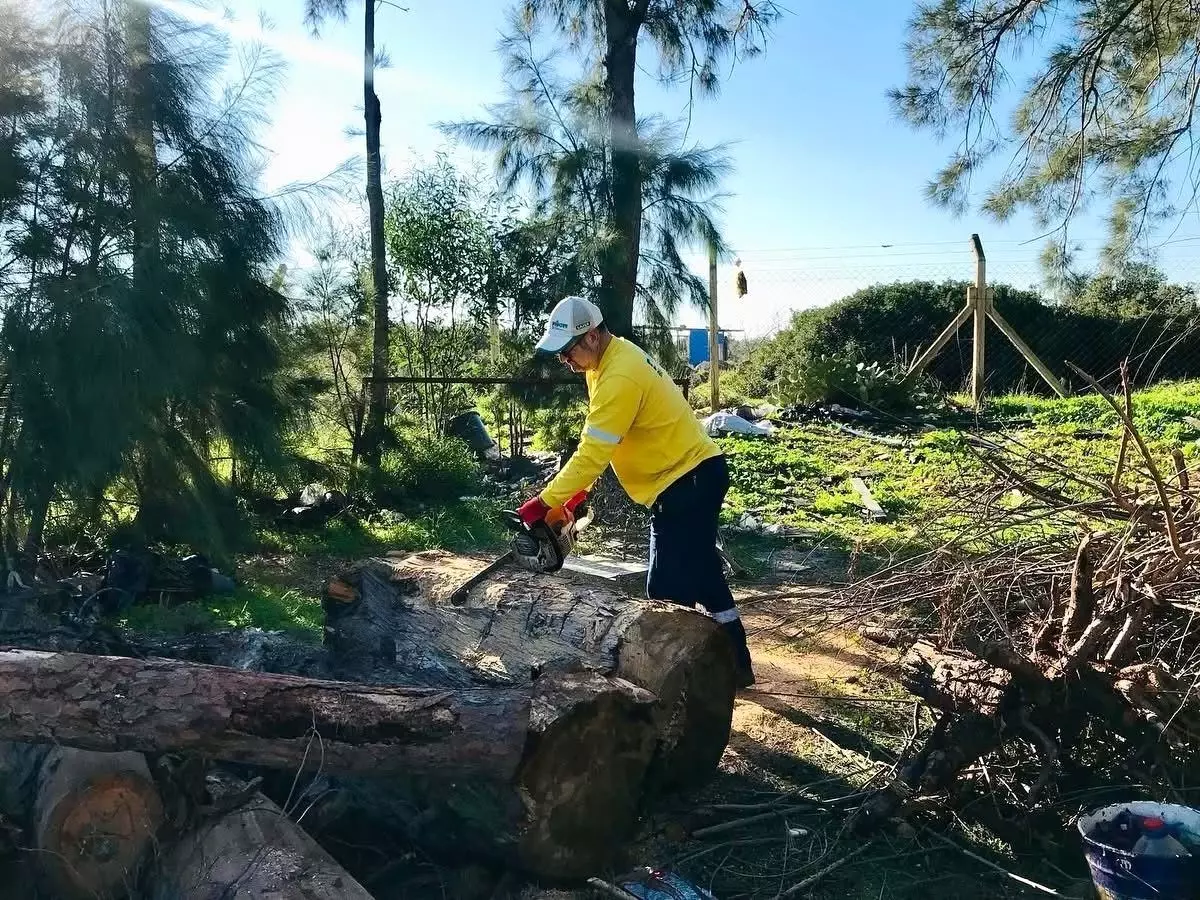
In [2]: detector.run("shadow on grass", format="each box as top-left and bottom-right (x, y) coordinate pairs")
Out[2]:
(115, 500), (508, 641)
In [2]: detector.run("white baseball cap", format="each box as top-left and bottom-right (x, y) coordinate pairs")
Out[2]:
(535, 295), (604, 353)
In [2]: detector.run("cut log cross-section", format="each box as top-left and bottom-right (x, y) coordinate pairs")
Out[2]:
(324, 550), (737, 790)
(35, 747), (163, 900)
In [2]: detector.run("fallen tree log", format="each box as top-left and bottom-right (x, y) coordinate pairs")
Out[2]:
(152, 775), (373, 900)
(271, 667), (658, 880)
(899, 640), (1012, 717)
(35, 747), (163, 900)
(0, 648), (659, 879)
(0, 647), (531, 778)
(324, 550), (736, 790)
(0, 743), (162, 899)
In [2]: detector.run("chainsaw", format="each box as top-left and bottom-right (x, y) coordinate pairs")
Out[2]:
(506, 494), (591, 574)
(446, 494), (590, 605)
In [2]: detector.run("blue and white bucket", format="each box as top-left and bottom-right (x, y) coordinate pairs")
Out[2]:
(618, 868), (717, 900)
(1078, 801), (1200, 899)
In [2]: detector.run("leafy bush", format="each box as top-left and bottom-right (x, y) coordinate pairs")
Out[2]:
(776, 356), (930, 413)
(738, 280), (1200, 398)
(530, 401), (587, 454)
(371, 433), (482, 506)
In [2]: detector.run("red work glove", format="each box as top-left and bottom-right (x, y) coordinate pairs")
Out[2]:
(563, 490), (589, 515)
(518, 496), (551, 527)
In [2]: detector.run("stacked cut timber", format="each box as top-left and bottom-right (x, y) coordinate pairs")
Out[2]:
(0, 641), (659, 880)
(324, 550), (738, 791)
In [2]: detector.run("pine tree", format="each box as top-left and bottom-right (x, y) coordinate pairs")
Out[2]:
(893, 0), (1200, 263)
(0, 1), (306, 561)
(466, 1), (781, 337)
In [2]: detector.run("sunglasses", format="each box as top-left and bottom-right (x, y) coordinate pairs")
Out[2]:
(557, 334), (585, 359)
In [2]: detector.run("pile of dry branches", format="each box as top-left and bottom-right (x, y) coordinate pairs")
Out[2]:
(843, 370), (1200, 846)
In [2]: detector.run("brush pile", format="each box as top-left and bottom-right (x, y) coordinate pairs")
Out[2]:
(842, 371), (1200, 849)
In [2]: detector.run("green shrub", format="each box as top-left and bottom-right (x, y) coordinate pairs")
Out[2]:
(776, 355), (929, 413)
(530, 401), (587, 454)
(372, 433), (482, 506)
(737, 280), (1200, 398)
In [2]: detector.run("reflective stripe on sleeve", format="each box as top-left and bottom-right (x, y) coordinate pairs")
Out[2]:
(712, 608), (741, 624)
(585, 425), (622, 444)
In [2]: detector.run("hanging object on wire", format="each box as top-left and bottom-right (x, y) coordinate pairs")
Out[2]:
(734, 256), (748, 298)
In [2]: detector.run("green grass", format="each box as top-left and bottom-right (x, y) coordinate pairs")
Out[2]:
(985, 379), (1200, 441)
(253, 498), (508, 558)
(717, 380), (1200, 562)
(718, 425), (985, 557)
(118, 581), (326, 639)
(116, 499), (508, 639)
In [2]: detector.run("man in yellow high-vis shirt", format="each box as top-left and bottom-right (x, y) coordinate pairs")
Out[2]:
(517, 296), (755, 687)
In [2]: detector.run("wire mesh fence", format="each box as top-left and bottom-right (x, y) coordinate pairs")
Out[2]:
(713, 237), (1200, 397)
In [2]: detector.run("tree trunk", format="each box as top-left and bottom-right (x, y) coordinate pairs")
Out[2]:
(324, 550), (736, 791)
(34, 747), (163, 900)
(601, 0), (646, 339)
(362, 0), (390, 470)
(899, 640), (1013, 717)
(0, 648), (532, 778)
(0, 648), (659, 880)
(153, 775), (372, 900)
(289, 667), (657, 880)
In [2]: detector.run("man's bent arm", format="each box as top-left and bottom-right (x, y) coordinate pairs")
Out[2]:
(540, 374), (640, 507)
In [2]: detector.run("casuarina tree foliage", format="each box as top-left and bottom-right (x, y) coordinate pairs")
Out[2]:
(893, 0), (1200, 264)
(0, 1), (307, 560)
(450, 1), (782, 340)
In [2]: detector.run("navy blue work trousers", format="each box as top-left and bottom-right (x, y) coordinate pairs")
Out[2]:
(646, 454), (737, 621)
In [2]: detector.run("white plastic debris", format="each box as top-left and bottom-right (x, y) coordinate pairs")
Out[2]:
(703, 412), (775, 437)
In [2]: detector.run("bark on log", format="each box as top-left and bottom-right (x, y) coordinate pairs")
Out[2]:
(899, 641), (1012, 717)
(281, 667), (657, 880)
(0, 648), (532, 778)
(852, 711), (1002, 831)
(34, 747), (163, 900)
(153, 775), (373, 900)
(324, 550), (736, 790)
(0, 648), (659, 880)
(1060, 535), (1095, 650)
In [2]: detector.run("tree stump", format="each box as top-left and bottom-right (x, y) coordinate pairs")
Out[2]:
(324, 550), (736, 790)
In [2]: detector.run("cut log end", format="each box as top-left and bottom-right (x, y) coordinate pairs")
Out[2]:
(517, 670), (658, 879)
(35, 748), (163, 900)
(616, 607), (735, 791)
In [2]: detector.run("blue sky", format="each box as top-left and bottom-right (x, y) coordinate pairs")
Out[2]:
(156, 0), (1200, 335)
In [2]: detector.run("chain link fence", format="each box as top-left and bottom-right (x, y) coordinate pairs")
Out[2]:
(707, 239), (1200, 396)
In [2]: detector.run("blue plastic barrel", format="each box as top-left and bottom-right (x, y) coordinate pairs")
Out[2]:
(1078, 801), (1200, 899)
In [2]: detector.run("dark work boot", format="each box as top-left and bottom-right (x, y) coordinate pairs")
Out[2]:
(719, 617), (756, 689)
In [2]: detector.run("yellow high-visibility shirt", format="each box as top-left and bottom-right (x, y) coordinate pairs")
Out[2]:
(540, 336), (720, 508)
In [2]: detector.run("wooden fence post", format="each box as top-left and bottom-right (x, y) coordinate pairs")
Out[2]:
(708, 242), (720, 412)
(970, 234), (988, 407)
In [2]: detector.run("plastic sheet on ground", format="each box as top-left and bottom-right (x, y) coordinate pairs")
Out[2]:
(703, 412), (775, 437)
